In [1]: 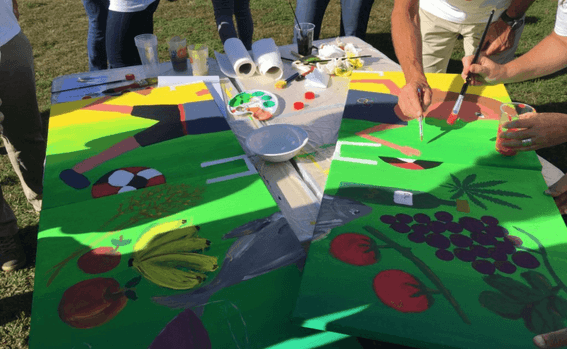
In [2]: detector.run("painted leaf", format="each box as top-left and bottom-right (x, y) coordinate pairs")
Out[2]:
(523, 298), (565, 334)
(112, 238), (132, 247)
(479, 290), (524, 319)
(472, 192), (521, 210)
(483, 274), (544, 303)
(467, 180), (507, 188)
(450, 188), (465, 200)
(461, 174), (477, 188)
(470, 188), (531, 198)
(521, 271), (554, 295)
(124, 290), (138, 300)
(125, 275), (142, 288)
(450, 174), (462, 188)
(465, 192), (487, 210)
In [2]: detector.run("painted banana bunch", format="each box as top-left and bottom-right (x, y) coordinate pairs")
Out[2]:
(130, 220), (218, 290)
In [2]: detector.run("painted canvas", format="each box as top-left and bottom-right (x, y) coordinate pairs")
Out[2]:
(293, 72), (567, 349)
(30, 82), (362, 348)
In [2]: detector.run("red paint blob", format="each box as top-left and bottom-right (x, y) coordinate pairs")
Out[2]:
(293, 101), (304, 110)
(125, 74), (135, 80)
(82, 95), (92, 100)
(305, 91), (315, 100)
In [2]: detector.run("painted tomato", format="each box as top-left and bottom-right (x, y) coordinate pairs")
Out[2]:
(58, 278), (129, 329)
(373, 269), (433, 313)
(77, 236), (131, 274)
(330, 233), (379, 266)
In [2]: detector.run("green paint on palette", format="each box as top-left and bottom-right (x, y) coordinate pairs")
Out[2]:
(262, 95), (272, 100)
(263, 101), (275, 108)
(229, 93), (252, 107)
(252, 91), (265, 97)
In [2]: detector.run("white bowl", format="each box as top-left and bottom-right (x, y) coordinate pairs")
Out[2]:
(246, 124), (309, 162)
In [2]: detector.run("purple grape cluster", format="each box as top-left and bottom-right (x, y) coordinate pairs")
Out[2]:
(380, 212), (540, 275)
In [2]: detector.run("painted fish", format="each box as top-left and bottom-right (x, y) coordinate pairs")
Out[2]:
(152, 195), (372, 312)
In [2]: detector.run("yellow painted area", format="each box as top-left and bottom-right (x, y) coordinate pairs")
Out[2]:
(49, 82), (214, 129)
(348, 71), (510, 102)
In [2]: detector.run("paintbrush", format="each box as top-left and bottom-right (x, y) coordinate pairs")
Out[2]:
(287, 0), (304, 38)
(447, 9), (495, 125)
(418, 88), (424, 141)
(55, 74), (135, 93)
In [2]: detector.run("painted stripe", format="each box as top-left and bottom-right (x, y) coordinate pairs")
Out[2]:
(178, 104), (188, 135)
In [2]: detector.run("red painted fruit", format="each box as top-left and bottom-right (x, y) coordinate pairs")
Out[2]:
(373, 269), (433, 313)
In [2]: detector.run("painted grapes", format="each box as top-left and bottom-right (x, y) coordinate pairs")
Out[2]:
(380, 212), (539, 275)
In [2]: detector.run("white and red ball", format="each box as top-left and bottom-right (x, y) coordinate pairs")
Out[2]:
(92, 167), (165, 198)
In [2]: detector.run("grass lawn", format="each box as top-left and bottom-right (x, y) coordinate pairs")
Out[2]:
(1, 0), (566, 348)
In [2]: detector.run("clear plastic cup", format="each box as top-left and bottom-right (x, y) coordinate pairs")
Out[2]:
(295, 23), (315, 56)
(188, 44), (209, 76)
(496, 102), (536, 156)
(168, 36), (188, 72)
(134, 34), (159, 78)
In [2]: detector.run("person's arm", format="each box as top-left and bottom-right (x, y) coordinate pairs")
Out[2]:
(483, 0), (537, 56)
(12, 0), (19, 20)
(391, 0), (432, 119)
(463, 31), (567, 85)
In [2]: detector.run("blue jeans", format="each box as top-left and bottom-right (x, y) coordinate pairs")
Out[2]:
(106, 0), (160, 69)
(211, 0), (253, 50)
(295, 0), (375, 41)
(82, 0), (109, 71)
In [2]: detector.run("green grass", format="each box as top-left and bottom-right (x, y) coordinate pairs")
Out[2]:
(1, 0), (566, 348)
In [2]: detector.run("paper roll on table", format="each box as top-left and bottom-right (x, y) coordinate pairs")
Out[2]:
(252, 38), (283, 80)
(215, 38), (284, 80)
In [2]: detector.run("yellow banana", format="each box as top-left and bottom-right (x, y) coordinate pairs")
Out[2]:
(140, 237), (210, 260)
(142, 252), (218, 272)
(144, 225), (201, 252)
(133, 219), (187, 256)
(133, 259), (205, 290)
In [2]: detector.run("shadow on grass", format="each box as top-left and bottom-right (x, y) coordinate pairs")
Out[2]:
(0, 291), (33, 327)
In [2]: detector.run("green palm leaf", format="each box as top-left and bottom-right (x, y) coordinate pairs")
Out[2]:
(467, 180), (507, 188)
(466, 191), (487, 210)
(473, 192), (522, 210)
(469, 188), (531, 198)
(462, 174), (477, 188)
(450, 188), (465, 200)
(450, 174), (462, 188)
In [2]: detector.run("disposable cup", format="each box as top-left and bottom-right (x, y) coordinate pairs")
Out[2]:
(496, 102), (535, 156)
(168, 36), (188, 72)
(188, 44), (209, 76)
(134, 34), (159, 78)
(295, 23), (315, 56)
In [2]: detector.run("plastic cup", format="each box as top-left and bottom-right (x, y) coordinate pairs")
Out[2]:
(188, 44), (209, 76)
(496, 102), (535, 156)
(134, 34), (159, 78)
(168, 36), (188, 72)
(295, 23), (315, 56)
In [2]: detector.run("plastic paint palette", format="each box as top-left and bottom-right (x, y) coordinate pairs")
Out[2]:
(246, 124), (309, 162)
(228, 90), (278, 117)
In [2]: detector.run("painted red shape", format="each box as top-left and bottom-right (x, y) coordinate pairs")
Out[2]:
(196, 89), (211, 96)
(293, 101), (304, 110)
(78, 247), (121, 274)
(391, 162), (423, 170)
(58, 278), (128, 329)
(305, 91), (315, 100)
(373, 269), (432, 313)
(329, 233), (378, 266)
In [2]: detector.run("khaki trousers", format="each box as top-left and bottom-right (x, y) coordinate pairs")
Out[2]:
(419, 8), (525, 73)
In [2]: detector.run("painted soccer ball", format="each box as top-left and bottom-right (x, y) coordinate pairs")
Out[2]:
(91, 167), (166, 198)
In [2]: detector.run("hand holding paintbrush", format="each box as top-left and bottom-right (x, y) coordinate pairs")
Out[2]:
(447, 9), (495, 125)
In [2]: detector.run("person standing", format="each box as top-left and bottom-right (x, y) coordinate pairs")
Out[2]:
(294, 0), (376, 42)
(0, 0), (46, 271)
(106, 0), (160, 68)
(392, 0), (536, 120)
(211, 0), (254, 50)
(81, 0), (109, 71)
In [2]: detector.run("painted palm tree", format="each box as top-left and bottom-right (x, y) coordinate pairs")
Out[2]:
(441, 174), (531, 210)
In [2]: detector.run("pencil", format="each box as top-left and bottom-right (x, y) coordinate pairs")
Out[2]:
(447, 9), (495, 125)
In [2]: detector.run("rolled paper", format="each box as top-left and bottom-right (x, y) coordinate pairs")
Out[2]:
(252, 38), (284, 80)
(217, 38), (256, 78)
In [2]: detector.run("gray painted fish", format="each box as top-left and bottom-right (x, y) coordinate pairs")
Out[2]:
(152, 195), (372, 312)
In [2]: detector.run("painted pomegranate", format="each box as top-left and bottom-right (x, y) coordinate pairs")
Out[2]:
(330, 233), (380, 266)
(58, 277), (138, 329)
(373, 269), (434, 313)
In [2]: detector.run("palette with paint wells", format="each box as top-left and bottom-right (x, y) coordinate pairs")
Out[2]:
(227, 90), (279, 121)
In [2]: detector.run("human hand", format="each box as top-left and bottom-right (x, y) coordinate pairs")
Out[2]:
(534, 328), (567, 348)
(499, 112), (567, 151)
(461, 55), (505, 86)
(397, 80), (431, 120)
(545, 174), (567, 215)
(482, 19), (515, 57)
